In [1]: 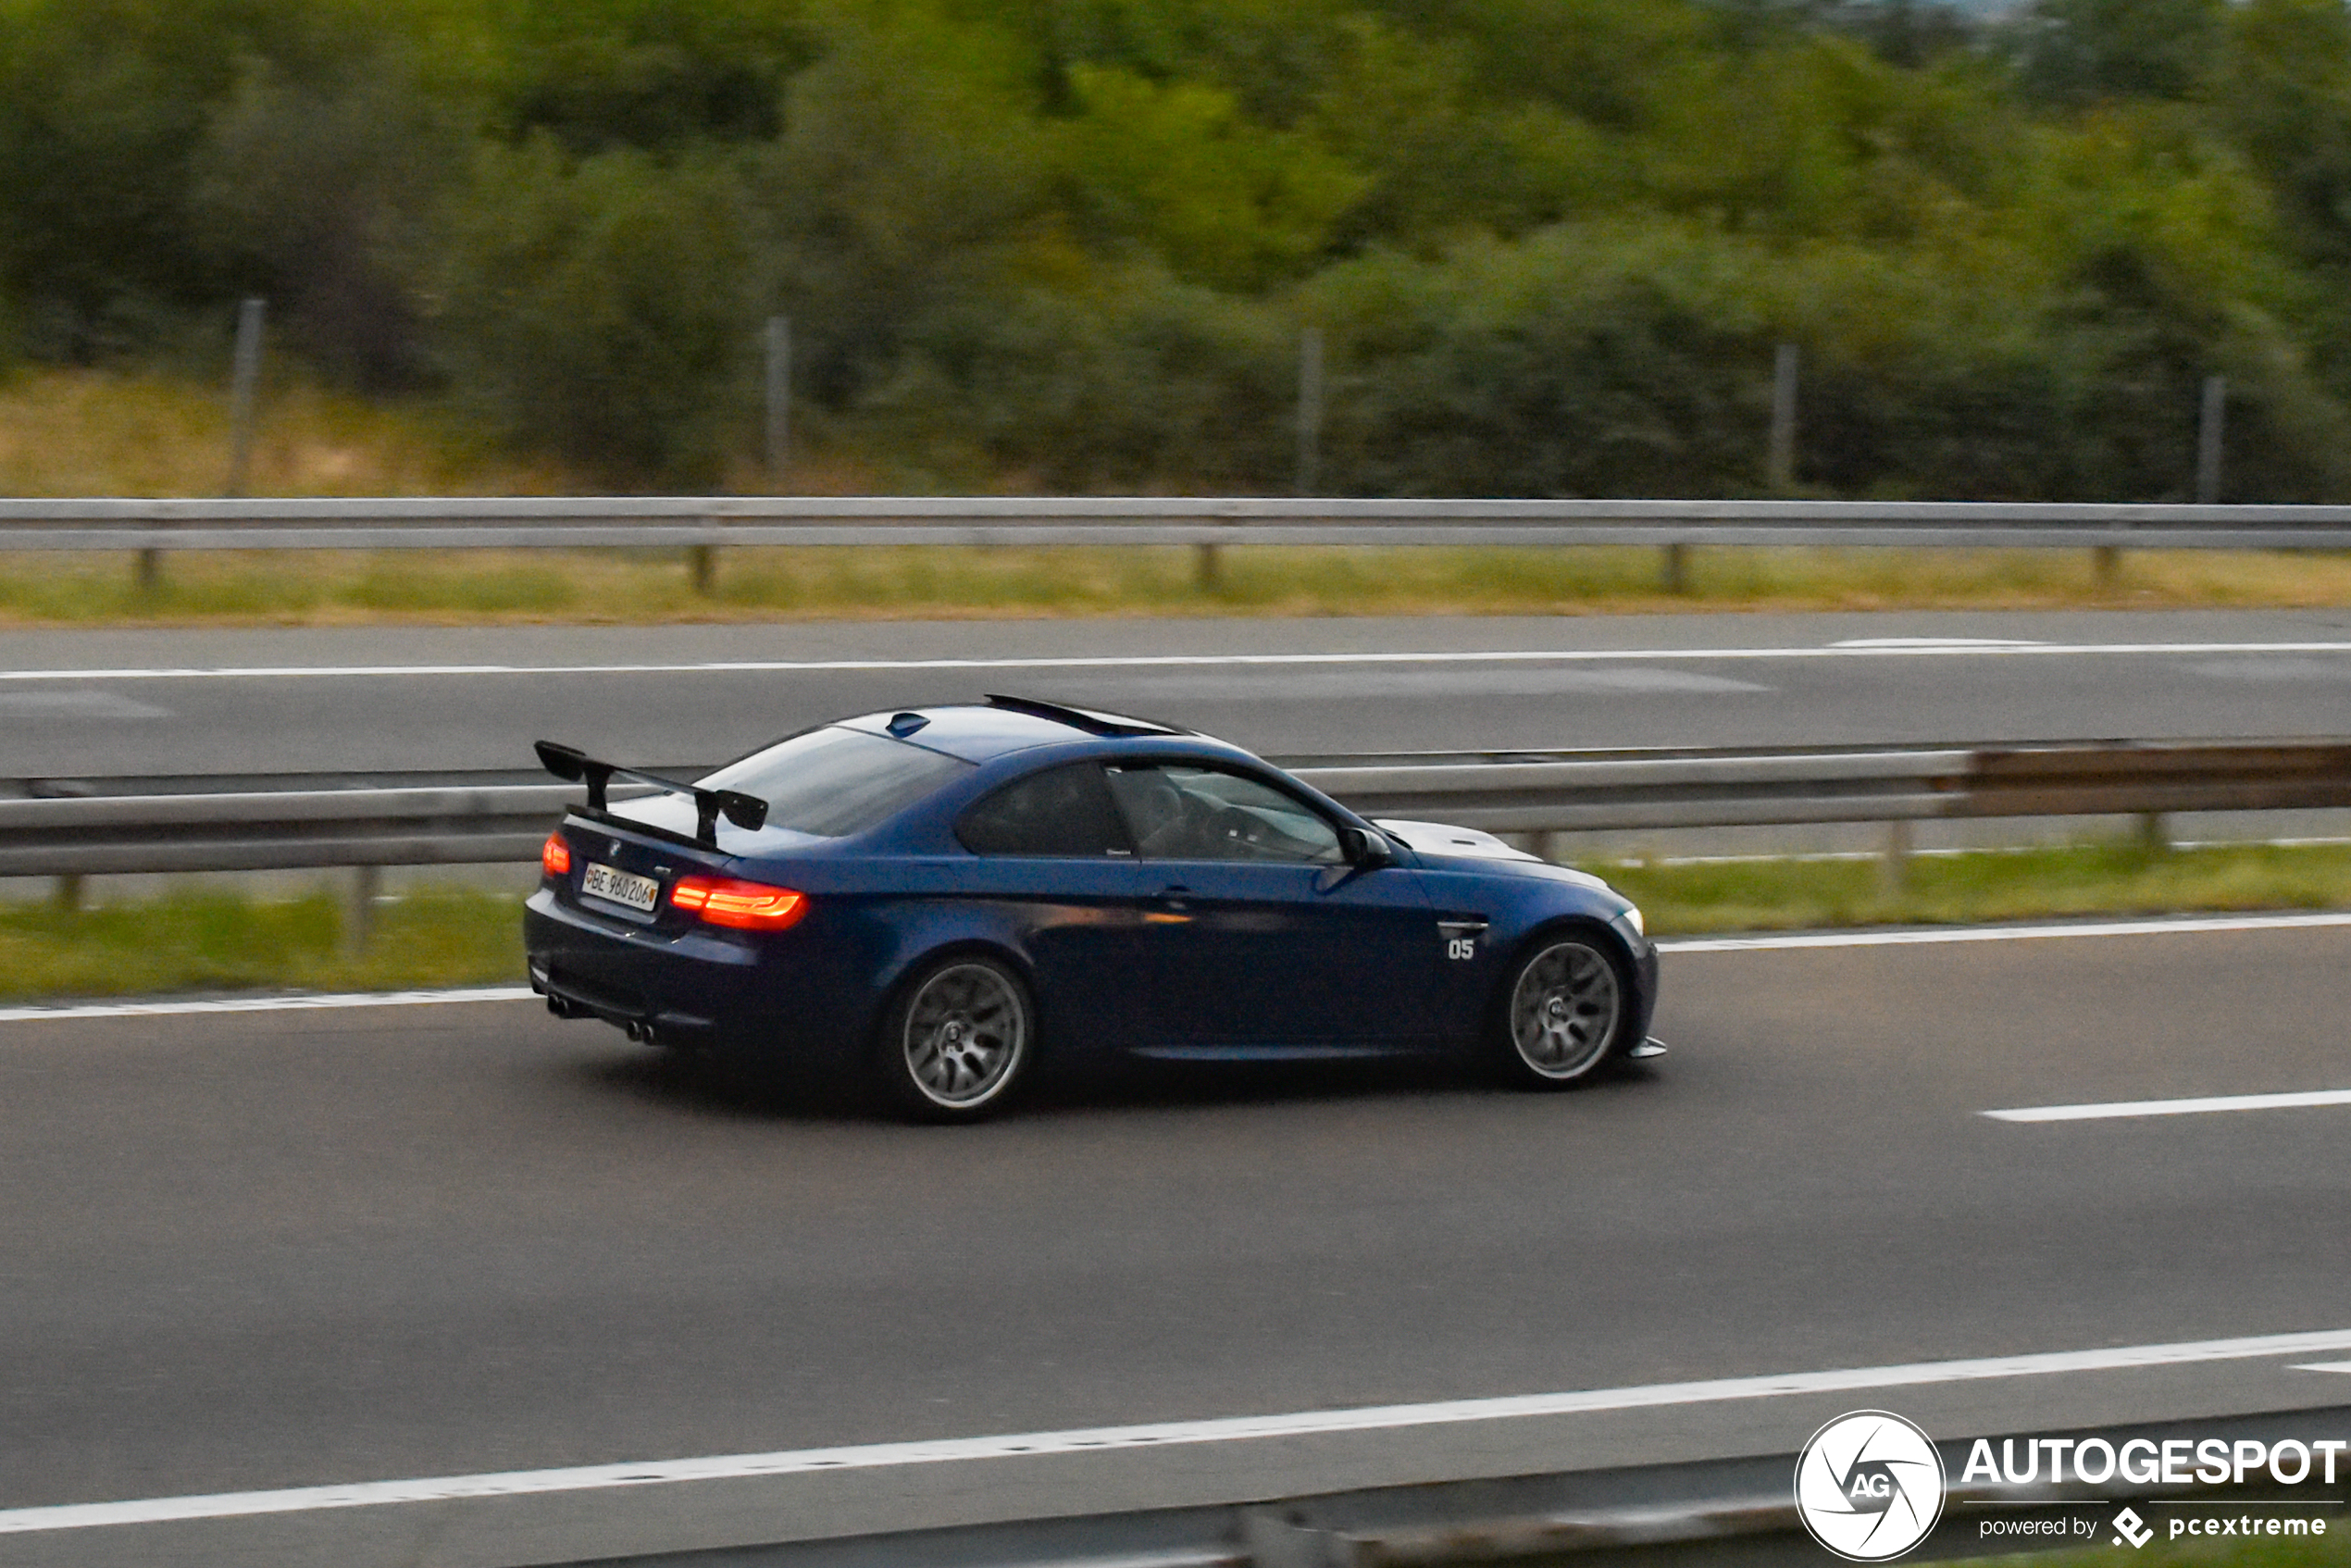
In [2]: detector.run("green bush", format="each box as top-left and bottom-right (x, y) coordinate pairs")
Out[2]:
(436, 136), (754, 484)
(881, 266), (1294, 491)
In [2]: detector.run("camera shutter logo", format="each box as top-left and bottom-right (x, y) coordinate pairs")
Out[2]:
(1795, 1411), (1947, 1561)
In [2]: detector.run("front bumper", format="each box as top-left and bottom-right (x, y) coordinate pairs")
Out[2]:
(1630, 942), (1662, 1053)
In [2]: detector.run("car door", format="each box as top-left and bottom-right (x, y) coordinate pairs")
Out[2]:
(1101, 761), (1440, 1053)
(952, 761), (1163, 1054)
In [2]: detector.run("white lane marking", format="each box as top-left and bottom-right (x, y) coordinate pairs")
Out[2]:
(4, 641), (2351, 681)
(0, 987), (532, 1024)
(2293, 1362), (2351, 1374)
(1832, 637), (2050, 648)
(6, 1327), (2349, 1535)
(1987, 1089), (2351, 1123)
(1657, 912), (2351, 953)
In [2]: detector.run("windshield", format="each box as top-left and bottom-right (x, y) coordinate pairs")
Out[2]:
(699, 726), (973, 837)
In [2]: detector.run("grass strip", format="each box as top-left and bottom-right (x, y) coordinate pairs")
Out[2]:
(1588, 840), (2351, 935)
(1978, 1531), (2351, 1567)
(6, 543), (2351, 628)
(0, 887), (524, 1003)
(5, 842), (2349, 1004)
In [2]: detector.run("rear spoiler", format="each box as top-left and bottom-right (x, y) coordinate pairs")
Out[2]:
(534, 740), (767, 848)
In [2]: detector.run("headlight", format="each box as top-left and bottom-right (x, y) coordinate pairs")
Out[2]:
(1612, 903), (1646, 940)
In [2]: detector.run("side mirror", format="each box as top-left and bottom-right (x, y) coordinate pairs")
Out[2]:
(1337, 826), (1392, 868)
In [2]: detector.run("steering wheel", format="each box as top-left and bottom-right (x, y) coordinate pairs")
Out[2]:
(1210, 803), (1274, 855)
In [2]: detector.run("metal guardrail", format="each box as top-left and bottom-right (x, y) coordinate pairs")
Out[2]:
(7, 739), (2349, 880)
(9, 495), (2351, 552)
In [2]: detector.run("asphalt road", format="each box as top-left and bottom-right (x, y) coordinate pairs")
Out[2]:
(5, 922), (2349, 1564)
(8, 607), (2351, 779)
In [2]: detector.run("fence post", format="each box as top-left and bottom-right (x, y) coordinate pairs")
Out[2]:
(1295, 327), (1324, 497)
(227, 298), (266, 497)
(764, 316), (791, 484)
(2196, 375), (2225, 505)
(1768, 342), (1798, 492)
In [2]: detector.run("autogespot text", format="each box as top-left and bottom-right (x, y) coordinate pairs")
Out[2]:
(1959, 1436), (2347, 1487)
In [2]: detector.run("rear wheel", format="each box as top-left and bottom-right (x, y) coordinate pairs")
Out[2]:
(1494, 927), (1632, 1088)
(877, 954), (1033, 1121)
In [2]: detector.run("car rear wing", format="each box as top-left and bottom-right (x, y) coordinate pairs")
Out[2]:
(533, 740), (767, 848)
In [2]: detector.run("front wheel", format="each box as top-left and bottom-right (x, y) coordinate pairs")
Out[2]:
(876, 954), (1033, 1121)
(1494, 927), (1633, 1089)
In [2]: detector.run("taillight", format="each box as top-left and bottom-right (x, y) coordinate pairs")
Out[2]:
(541, 833), (572, 876)
(670, 877), (808, 930)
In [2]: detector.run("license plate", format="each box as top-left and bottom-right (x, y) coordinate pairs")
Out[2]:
(581, 862), (660, 913)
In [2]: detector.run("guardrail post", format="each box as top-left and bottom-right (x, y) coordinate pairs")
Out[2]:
(342, 865), (379, 956)
(1663, 541), (1690, 595)
(53, 874), (83, 913)
(690, 540), (716, 596)
(1239, 1506), (1333, 1568)
(1196, 517), (1233, 592)
(1879, 818), (1911, 894)
(2137, 811), (2170, 853)
(1768, 342), (1798, 492)
(2094, 543), (2121, 590)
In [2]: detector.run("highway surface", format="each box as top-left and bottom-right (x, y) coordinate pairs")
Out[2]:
(7, 607), (2351, 778)
(5, 919), (2348, 1565)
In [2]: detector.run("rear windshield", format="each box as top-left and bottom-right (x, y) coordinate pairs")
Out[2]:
(698, 727), (973, 837)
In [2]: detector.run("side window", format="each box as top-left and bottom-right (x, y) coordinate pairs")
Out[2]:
(956, 763), (1134, 857)
(1103, 764), (1344, 865)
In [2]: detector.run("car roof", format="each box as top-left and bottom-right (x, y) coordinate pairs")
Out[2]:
(834, 696), (1197, 764)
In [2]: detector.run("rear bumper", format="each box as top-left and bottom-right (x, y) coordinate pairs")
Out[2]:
(530, 956), (723, 1045)
(523, 888), (865, 1064)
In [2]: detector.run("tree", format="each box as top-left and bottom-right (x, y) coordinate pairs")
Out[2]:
(2016, 0), (2227, 105)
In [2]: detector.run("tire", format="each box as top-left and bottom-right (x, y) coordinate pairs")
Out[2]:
(875, 953), (1034, 1121)
(1493, 925), (1634, 1089)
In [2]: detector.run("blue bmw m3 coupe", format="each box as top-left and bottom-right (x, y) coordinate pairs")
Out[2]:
(525, 695), (1660, 1119)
